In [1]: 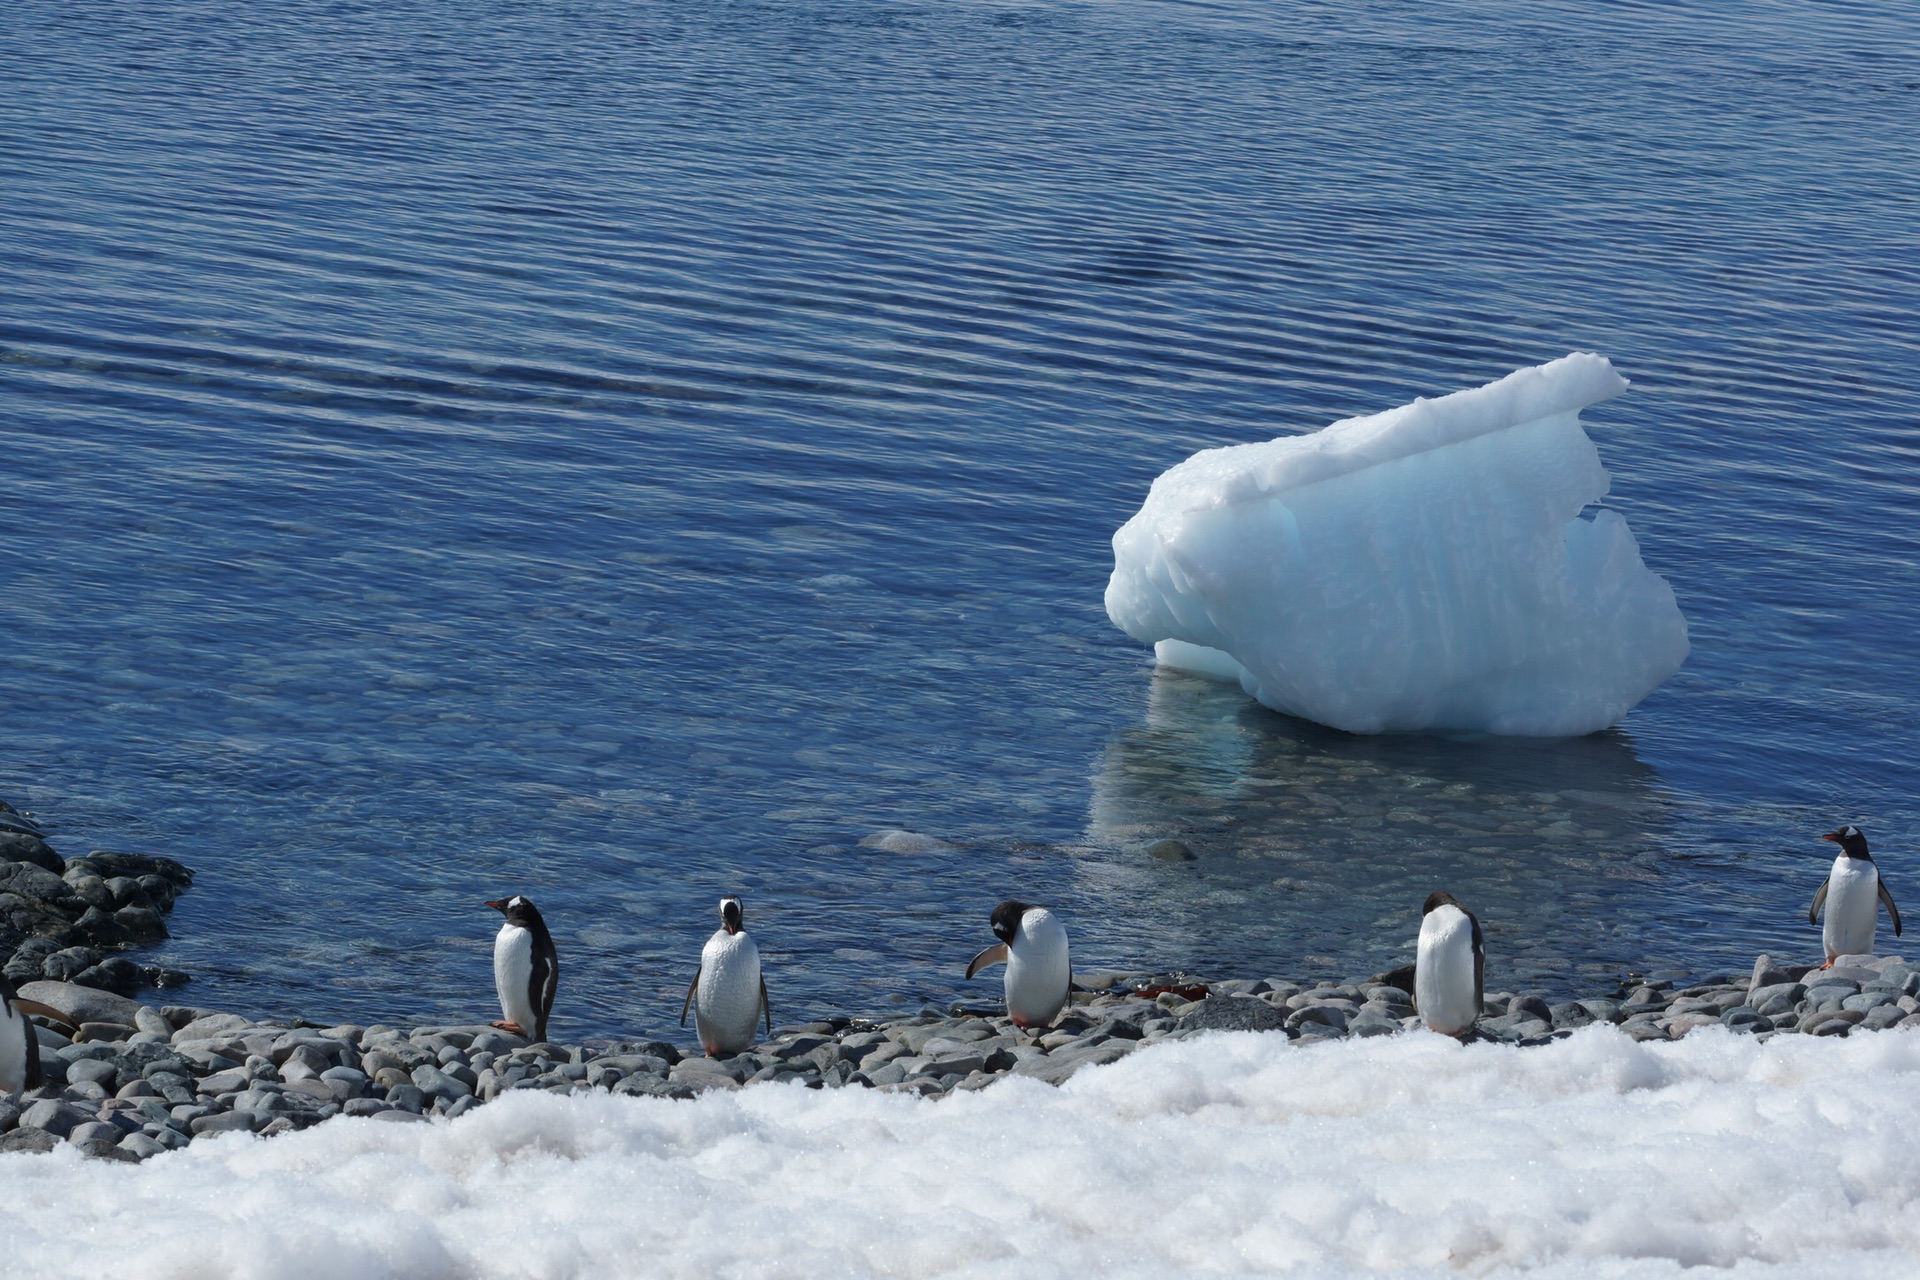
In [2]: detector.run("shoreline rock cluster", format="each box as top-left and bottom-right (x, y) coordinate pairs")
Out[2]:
(0, 800), (192, 995)
(7, 949), (1917, 1162)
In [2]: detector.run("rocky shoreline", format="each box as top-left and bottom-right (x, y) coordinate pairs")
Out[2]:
(0, 800), (192, 994)
(6, 949), (1917, 1162)
(8, 798), (1918, 1163)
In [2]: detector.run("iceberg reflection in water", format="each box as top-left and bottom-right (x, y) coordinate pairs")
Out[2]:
(1081, 670), (1689, 995)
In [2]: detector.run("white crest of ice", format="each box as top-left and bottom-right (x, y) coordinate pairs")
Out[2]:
(858, 829), (955, 853)
(8, 1028), (1920, 1277)
(1106, 353), (1689, 735)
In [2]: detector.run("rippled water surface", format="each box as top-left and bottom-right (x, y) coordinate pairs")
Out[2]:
(3, 0), (1917, 1036)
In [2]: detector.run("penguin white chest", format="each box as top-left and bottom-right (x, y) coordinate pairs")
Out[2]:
(1005, 908), (1070, 1028)
(696, 930), (763, 1053)
(493, 923), (538, 1033)
(1824, 857), (1880, 958)
(1416, 906), (1479, 1036)
(0, 1000), (32, 1095)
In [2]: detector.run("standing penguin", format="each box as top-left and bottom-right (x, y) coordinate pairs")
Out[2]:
(1414, 891), (1484, 1038)
(1810, 825), (1901, 967)
(682, 896), (770, 1056)
(1, 974), (45, 1096)
(965, 900), (1071, 1030)
(486, 896), (559, 1042)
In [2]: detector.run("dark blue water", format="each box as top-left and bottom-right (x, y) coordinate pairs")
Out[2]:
(3, 0), (1916, 1037)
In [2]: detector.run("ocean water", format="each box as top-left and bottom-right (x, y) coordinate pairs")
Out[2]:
(2, 0), (1916, 1039)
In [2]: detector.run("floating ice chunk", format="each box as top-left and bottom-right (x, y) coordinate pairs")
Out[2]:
(1106, 354), (1689, 735)
(859, 829), (955, 853)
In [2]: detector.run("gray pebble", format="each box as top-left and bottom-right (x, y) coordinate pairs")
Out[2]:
(68, 1121), (125, 1146)
(21, 1100), (91, 1138)
(117, 1132), (169, 1160)
(189, 1110), (260, 1136)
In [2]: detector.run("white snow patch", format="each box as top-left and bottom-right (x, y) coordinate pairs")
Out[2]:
(7, 1027), (1920, 1277)
(1106, 354), (1689, 735)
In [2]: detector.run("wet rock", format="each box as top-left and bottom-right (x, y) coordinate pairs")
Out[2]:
(21, 1099), (92, 1138)
(1662, 1013), (1720, 1038)
(411, 1064), (472, 1104)
(669, 1057), (744, 1091)
(189, 1110), (260, 1136)
(1477, 1012), (1551, 1043)
(1286, 1005), (1351, 1033)
(17, 980), (146, 1027)
(1, 1127), (59, 1153)
(1577, 998), (1623, 1024)
(1804, 1009), (1865, 1037)
(0, 860), (75, 906)
(73, 957), (143, 995)
(0, 831), (65, 874)
(1863, 1004), (1908, 1031)
(1549, 1002), (1594, 1030)
(1145, 840), (1196, 862)
(1748, 954), (1796, 997)
(42, 946), (101, 982)
(116, 906), (169, 944)
(1750, 983), (1805, 1017)
(1176, 996), (1291, 1034)
(116, 1131), (169, 1160)
(1013, 1040), (1134, 1086)
(1509, 995), (1553, 1022)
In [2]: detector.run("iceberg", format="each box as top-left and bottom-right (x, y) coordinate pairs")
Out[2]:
(1105, 354), (1689, 736)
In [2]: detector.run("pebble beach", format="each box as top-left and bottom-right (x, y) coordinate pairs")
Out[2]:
(6, 798), (1912, 1163)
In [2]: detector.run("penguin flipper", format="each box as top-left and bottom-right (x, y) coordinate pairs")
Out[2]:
(966, 942), (1009, 979)
(1809, 880), (1829, 926)
(680, 972), (699, 1027)
(1881, 880), (1903, 937)
(760, 975), (772, 1038)
(532, 940), (559, 1044)
(1469, 910), (1486, 1019)
(9, 999), (77, 1033)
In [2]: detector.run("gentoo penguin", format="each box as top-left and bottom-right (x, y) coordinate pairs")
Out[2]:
(965, 900), (1071, 1030)
(1810, 826), (1902, 967)
(486, 896), (558, 1042)
(681, 896), (771, 1056)
(1414, 891), (1484, 1038)
(1, 974), (45, 1096)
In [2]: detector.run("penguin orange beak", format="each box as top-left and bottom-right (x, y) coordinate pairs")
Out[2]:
(485, 899), (507, 913)
(1822, 832), (1842, 844)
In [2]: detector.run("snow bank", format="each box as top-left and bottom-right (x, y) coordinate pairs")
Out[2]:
(8, 1027), (1920, 1278)
(1106, 354), (1689, 735)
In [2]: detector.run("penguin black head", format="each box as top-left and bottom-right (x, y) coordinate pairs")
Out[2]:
(1422, 890), (1467, 916)
(1823, 826), (1872, 859)
(989, 900), (1031, 944)
(486, 895), (549, 932)
(719, 896), (744, 935)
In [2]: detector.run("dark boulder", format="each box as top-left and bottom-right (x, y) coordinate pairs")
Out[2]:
(0, 832), (63, 874)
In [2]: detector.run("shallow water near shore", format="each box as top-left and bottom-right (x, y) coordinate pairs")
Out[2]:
(4, 0), (1919, 1038)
